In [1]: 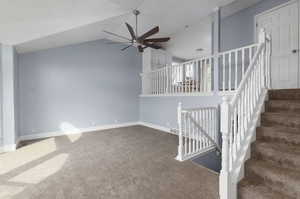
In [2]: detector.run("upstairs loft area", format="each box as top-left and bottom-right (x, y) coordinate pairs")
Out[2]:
(140, 44), (259, 96)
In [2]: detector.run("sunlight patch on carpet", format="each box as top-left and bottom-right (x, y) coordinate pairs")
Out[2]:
(9, 154), (69, 184)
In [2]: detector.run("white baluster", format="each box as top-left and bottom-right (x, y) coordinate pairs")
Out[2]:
(229, 53), (232, 91)
(249, 47), (252, 65)
(200, 60), (203, 92)
(220, 96), (231, 199)
(242, 48), (245, 77)
(184, 112), (187, 155)
(176, 102), (183, 161)
(223, 54), (226, 92)
(193, 111), (196, 152)
(196, 61), (199, 92)
(175, 66), (178, 93)
(196, 110), (199, 151)
(235, 50), (238, 90)
(157, 71), (159, 95)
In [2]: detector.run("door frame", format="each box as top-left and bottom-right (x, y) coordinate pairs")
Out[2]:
(254, 0), (300, 88)
(254, 0), (299, 42)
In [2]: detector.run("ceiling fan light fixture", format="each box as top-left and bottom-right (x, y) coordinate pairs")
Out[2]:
(103, 10), (170, 53)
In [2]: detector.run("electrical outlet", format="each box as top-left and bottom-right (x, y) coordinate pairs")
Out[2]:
(166, 122), (170, 127)
(114, 120), (118, 124)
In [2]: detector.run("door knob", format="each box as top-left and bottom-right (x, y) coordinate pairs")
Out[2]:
(292, 49), (299, 53)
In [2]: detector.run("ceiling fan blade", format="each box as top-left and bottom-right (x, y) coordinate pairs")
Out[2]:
(121, 45), (133, 51)
(125, 23), (136, 40)
(144, 42), (161, 50)
(106, 41), (133, 44)
(144, 37), (170, 43)
(103, 30), (131, 41)
(139, 26), (159, 40)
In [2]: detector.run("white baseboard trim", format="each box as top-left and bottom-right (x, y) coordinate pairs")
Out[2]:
(11, 121), (176, 148)
(19, 122), (140, 141)
(1, 144), (17, 152)
(138, 121), (176, 135)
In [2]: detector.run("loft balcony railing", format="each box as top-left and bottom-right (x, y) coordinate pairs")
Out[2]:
(140, 43), (259, 96)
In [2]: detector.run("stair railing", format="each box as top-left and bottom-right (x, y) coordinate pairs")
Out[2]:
(140, 56), (213, 96)
(176, 103), (219, 161)
(218, 43), (259, 92)
(219, 29), (271, 199)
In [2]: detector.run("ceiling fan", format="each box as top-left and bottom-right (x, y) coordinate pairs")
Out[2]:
(103, 10), (170, 53)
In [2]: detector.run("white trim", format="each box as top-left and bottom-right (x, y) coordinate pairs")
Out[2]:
(138, 121), (175, 135)
(19, 122), (140, 141)
(176, 146), (216, 162)
(3, 122), (178, 150)
(0, 138), (20, 152)
(254, 0), (299, 42)
(256, 0), (298, 18)
(217, 91), (236, 96)
(230, 89), (268, 198)
(0, 144), (17, 152)
(140, 92), (214, 97)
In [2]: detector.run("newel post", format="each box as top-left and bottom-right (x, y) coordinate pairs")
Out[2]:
(259, 29), (267, 88)
(176, 102), (183, 161)
(220, 96), (231, 199)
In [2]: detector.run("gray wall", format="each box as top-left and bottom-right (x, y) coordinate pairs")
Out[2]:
(0, 44), (2, 146)
(139, 96), (222, 129)
(18, 39), (142, 136)
(221, 0), (291, 51)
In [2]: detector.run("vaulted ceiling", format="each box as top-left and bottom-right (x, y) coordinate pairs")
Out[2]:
(0, 0), (261, 53)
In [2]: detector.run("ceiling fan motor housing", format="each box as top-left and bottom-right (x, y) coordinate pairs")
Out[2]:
(133, 9), (140, 16)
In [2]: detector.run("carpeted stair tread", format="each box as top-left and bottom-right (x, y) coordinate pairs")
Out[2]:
(245, 160), (300, 198)
(266, 100), (300, 113)
(239, 179), (292, 199)
(261, 112), (300, 129)
(240, 89), (300, 199)
(269, 89), (300, 100)
(256, 126), (300, 145)
(252, 141), (300, 171)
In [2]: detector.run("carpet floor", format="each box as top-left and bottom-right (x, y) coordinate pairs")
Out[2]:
(0, 126), (219, 199)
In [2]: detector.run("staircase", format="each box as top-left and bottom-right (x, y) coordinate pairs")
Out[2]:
(239, 89), (300, 199)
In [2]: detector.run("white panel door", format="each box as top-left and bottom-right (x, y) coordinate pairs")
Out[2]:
(256, 1), (299, 89)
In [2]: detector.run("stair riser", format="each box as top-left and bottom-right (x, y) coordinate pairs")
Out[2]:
(238, 185), (290, 199)
(257, 134), (300, 146)
(252, 147), (300, 172)
(245, 164), (300, 198)
(238, 188), (272, 199)
(266, 102), (300, 113)
(256, 129), (300, 146)
(261, 116), (300, 129)
(269, 90), (300, 100)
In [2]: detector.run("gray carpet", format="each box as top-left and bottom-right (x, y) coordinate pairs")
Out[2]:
(239, 89), (300, 199)
(0, 126), (219, 199)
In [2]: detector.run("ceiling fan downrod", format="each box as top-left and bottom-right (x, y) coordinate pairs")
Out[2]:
(133, 9), (140, 39)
